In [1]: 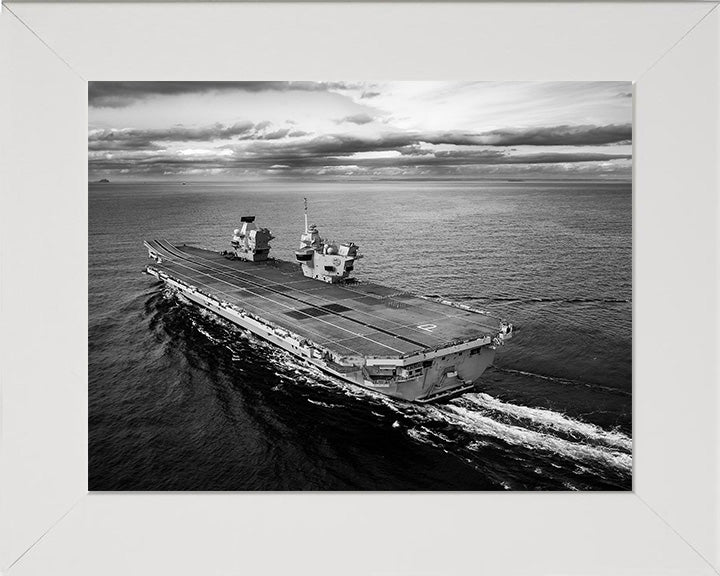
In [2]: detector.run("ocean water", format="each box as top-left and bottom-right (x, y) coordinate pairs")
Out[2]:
(89, 180), (632, 490)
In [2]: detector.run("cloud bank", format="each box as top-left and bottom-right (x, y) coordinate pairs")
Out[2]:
(89, 81), (357, 108)
(88, 81), (632, 180)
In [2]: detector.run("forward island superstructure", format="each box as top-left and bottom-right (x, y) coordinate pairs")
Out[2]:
(230, 216), (274, 262)
(144, 200), (513, 402)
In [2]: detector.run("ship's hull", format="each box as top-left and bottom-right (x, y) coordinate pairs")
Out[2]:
(143, 240), (510, 402)
(147, 268), (497, 402)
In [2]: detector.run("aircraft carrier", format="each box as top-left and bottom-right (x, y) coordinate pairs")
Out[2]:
(144, 202), (513, 402)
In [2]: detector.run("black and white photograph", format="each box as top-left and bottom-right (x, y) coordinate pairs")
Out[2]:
(88, 80), (632, 491)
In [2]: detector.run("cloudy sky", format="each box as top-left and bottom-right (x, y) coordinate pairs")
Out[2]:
(88, 81), (632, 181)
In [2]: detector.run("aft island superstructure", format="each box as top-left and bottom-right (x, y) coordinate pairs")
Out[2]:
(144, 200), (513, 402)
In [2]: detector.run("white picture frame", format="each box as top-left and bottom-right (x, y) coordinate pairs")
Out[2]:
(1, 2), (718, 574)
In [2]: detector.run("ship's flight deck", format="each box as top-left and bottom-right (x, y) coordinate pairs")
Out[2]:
(145, 240), (500, 360)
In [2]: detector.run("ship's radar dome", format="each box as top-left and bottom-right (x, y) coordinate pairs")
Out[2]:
(233, 229), (241, 235)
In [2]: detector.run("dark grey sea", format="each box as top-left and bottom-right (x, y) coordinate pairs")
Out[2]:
(89, 179), (631, 490)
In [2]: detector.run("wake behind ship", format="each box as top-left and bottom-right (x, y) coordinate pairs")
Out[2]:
(144, 201), (513, 402)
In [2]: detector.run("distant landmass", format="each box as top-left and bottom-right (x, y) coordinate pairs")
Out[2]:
(97, 178), (110, 183)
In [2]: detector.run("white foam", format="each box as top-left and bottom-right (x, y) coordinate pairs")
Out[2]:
(196, 326), (219, 344)
(458, 393), (632, 452)
(307, 399), (340, 409)
(406, 427), (441, 448)
(427, 403), (632, 472)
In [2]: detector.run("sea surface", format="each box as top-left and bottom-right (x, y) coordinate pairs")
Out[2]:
(89, 180), (632, 490)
